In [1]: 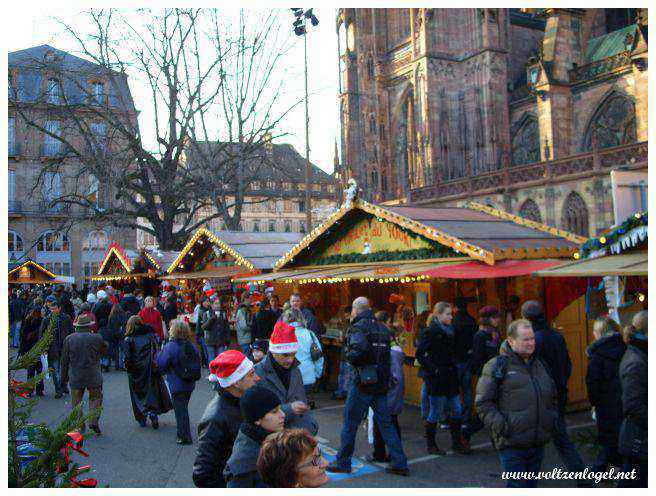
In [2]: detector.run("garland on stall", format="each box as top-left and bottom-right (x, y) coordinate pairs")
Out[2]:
(580, 211), (647, 259)
(314, 247), (455, 266)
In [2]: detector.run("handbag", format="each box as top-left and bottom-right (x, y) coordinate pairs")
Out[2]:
(310, 334), (323, 362)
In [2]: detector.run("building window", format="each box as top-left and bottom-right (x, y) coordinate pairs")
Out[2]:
(369, 115), (376, 134)
(9, 230), (24, 254)
(605, 8), (637, 33)
(93, 81), (105, 104)
(37, 231), (70, 252)
(84, 262), (100, 280)
(298, 200), (306, 213)
(9, 170), (16, 204)
(299, 221), (306, 234)
(511, 116), (540, 165)
(237, 222), (244, 232)
(518, 199), (543, 223)
(83, 230), (108, 251)
(47, 78), (61, 104)
(269, 220), (276, 232)
(43, 120), (62, 156)
(9, 117), (16, 155)
(367, 57), (375, 80)
(42, 171), (62, 208)
(91, 122), (107, 152)
(561, 192), (589, 237)
(253, 221), (260, 232)
(284, 221), (291, 233)
(583, 92), (636, 151)
(371, 168), (379, 188)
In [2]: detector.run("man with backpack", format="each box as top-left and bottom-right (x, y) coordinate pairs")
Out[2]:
(326, 297), (409, 477)
(476, 319), (557, 488)
(157, 318), (201, 445)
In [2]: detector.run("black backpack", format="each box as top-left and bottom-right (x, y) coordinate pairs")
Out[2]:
(176, 341), (201, 382)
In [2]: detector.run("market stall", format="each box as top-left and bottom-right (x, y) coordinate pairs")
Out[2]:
(92, 243), (179, 296)
(536, 211), (647, 326)
(236, 189), (586, 405)
(9, 259), (75, 285)
(164, 227), (302, 302)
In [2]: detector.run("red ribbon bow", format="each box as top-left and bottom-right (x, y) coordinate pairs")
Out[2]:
(10, 378), (30, 398)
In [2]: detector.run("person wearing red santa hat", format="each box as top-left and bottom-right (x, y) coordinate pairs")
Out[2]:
(254, 322), (318, 435)
(193, 350), (259, 488)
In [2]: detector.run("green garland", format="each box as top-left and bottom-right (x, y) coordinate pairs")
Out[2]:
(580, 211), (648, 258)
(314, 247), (456, 266)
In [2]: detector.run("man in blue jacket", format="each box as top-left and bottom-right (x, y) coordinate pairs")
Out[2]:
(327, 297), (409, 477)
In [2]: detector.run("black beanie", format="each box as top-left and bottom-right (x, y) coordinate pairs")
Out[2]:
(240, 385), (281, 424)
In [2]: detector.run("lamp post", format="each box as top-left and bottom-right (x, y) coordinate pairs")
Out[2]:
(291, 8), (319, 232)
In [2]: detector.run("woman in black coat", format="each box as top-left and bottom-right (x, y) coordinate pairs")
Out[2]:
(124, 315), (172, 428)
(585, 317), (625, 471)
(20, 308), (45, 396)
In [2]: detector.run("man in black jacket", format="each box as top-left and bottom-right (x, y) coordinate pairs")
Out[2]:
(522, 300), (587, 479)
(40, 296), (73, 398)
(452, 297), (477, 424)
(193, 351), (259, 487)
(120, 285), (142, 317)
(326, 297), (409, 477)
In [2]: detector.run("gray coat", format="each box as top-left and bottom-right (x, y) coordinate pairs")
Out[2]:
(61, 328), (108, 389)
(254, 355), (318, 435)
(223, 425), (267, 488)
(235, 305), (252, 345)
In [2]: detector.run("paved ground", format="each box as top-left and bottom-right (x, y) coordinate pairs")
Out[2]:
(17, 364), (602, 488)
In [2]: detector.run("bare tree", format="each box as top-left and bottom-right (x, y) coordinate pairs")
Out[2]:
(11, 8), (302, 249)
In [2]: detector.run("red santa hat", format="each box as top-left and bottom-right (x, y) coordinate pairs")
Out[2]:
(269, 321), (299, 354)
(208, 350), (254, 387)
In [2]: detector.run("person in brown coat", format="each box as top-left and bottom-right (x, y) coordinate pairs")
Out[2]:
(61, 313), (108, 434)
(475, 319), (557, 488)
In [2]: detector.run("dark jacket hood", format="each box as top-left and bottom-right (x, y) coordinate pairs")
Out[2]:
(352, 309), (375, 325)
(587, 332), (625, 360)
(628, 333), (648, 355)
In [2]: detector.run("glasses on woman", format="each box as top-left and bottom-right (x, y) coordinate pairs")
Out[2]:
(298, 449), (324, 469)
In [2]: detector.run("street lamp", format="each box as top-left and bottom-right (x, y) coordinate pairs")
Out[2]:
(291, 8), (319, 231)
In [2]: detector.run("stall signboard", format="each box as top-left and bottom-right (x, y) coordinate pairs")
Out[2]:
(314, 216), (434, 262)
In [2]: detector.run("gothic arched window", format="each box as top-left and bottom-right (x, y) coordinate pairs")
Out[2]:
(561, 192), (589, 237)
(518, 199), (543, 223)
(583, 92), (636, 151)
(511, 115), (540, 165)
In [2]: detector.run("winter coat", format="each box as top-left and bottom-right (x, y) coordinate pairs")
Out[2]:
(120, 294), (142, 317)
(585, 332), (625, 447)
(344, 309), (392, 395)
(40, 312), (73, 359)
(161, 296), (178, 324)
(223, 423), (269, 488)
(531, 316), (572, 411)
(60, 294), (75, 321)
(255, 354), (318, 435)
(470, 326), (501, 377)
(292, 324), (324, 386)
(20, 315), (43, 355)
(618, 334), (647, 458)
(193, 388), (242, 487)
(453, 310), (477, 364)
(108, 306), (128, 343)
(156, 338), (199, 394)
(388, 344), (405, 416)
(235, 305), (252, 345)
(476, 340), (557, 450)
(139, 307), (164, 341)
(252, 309), (277, 341)
(124, 323), (171, 415)
(61, 328), (108, 389)
(201, 309), (231, 347)
(416, 317), (459, 397)
(92, 299), (112, 331)
(9, 296), (26, 323)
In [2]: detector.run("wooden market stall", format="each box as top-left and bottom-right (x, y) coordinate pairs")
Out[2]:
(9, 259), (75, 285)
(92, 243), (179, 296)
(164, 227), (302, 300)
(236, 193), (589, 407)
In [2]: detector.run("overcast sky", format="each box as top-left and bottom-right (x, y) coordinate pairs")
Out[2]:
(6, 7), (340, 174)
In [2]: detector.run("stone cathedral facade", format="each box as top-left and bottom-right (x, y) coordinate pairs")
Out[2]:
(336, 8), (647, 237)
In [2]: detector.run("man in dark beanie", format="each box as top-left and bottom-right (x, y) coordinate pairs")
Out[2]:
(224, 385), (285, 487)
(521, 300), (587, 481)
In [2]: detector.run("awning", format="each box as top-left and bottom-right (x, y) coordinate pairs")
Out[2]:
(420, 259), (564, 279)
(162, 265), (255, 281)
(534, 251), (647, 277)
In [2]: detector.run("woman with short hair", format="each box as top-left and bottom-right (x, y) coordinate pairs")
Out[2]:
(257, 428), (329, 488)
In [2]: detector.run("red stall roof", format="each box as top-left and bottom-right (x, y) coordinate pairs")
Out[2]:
(420, 259), (563, 279)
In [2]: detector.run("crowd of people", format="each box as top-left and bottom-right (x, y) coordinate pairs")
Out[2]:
(8, 283), (648, 488)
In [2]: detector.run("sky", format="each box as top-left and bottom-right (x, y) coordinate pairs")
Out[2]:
(6, 7), (340, 174)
